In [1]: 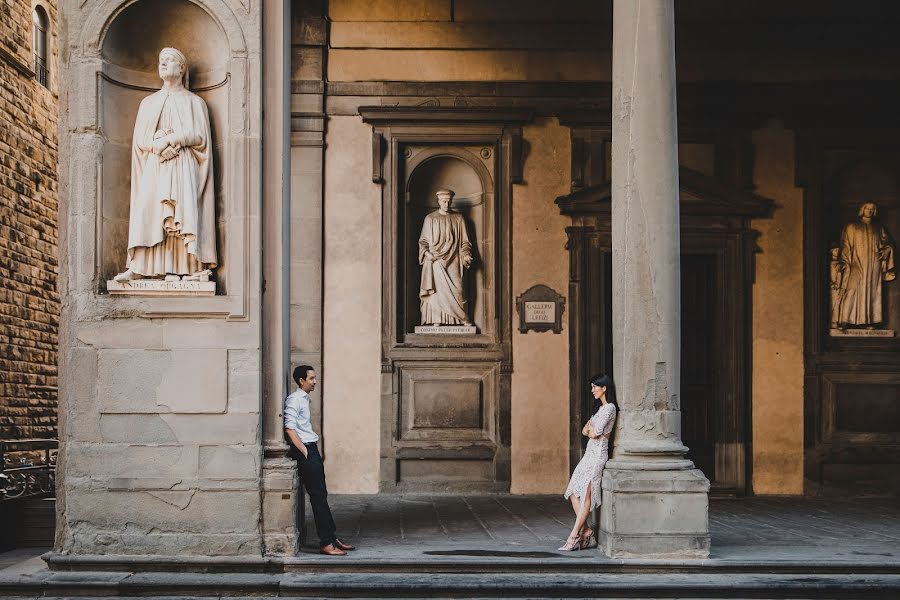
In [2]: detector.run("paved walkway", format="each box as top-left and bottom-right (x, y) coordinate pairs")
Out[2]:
(2, 496), (898, 570)
(295, 495), (900, 565)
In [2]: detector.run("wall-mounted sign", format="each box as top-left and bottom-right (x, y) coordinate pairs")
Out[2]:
(516, 284), (565, 334)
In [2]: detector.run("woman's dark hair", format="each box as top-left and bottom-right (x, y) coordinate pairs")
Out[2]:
(590, 373), (618, 411)
(589, 373), (618, 448)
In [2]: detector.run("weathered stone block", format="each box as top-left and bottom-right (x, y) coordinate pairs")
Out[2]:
(227, 349), (260, 413)
(98, 413), (259, 446)
(99, 414), (179, 444)
(98, 349), (227, 414)
(199, 445), (259, 480)
(65, 443), (199, 481)
(75, 319), (164, 349)
(64, 489), (261, 535)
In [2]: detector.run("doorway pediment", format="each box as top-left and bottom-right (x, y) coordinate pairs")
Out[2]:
(555, 167), (775, 219)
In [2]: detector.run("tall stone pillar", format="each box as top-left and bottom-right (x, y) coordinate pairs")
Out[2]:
(599, 0), (710, 559)
(260, 0), (298, 555)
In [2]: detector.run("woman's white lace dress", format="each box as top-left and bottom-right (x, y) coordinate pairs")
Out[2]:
(564, 402), (616, 511)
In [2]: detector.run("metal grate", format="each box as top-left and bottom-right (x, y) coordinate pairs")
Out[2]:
(32, 54), (48, 88)
(0, 439), (57, 501)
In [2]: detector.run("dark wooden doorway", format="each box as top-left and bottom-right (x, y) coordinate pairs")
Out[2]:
(681, 254), (718, 478)
(558, 166), (774, 496)
(577, 252), (720, 482)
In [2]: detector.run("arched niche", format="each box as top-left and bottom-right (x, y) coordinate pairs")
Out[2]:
(403, 149), (495, 336)
(97, 0), (231, 291)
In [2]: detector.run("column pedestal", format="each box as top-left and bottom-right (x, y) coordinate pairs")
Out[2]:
(599, 467), (710, 558)
(261, 454), (300, 555)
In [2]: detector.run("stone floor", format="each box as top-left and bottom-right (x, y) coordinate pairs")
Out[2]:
(2, 495), (899, 569)
(2, 496), (899, 597)
(289, 494), (900, 565)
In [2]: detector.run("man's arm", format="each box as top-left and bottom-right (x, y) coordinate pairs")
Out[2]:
(285, 427), (308, 458)
(283, 397), (308, 458)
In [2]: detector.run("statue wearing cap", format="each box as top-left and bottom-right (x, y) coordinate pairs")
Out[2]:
(418, 189), (474, 327)
(114, 47), (217, 283)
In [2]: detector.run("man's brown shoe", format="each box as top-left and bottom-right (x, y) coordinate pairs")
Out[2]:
(334, 538), (355, 551)
(319, 544), (347, 556)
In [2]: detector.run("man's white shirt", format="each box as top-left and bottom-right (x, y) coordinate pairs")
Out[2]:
(284, 389), (319, 443)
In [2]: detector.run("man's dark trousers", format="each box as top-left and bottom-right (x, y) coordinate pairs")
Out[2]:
(290, 442), (336, 548)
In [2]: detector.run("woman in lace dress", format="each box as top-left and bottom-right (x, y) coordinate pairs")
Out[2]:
(559, 373), (617, 551)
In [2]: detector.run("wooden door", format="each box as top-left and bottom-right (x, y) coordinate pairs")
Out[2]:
(580, 252), (719, 481)
(680, 254), (717, 479)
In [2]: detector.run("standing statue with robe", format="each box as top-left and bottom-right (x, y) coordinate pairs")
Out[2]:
(418, 190), (474, 326)
(114, 47), (216, 283)
(837, 202), (896, 328)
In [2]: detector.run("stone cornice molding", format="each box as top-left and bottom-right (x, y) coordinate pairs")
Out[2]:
(359, 106), (534, 126)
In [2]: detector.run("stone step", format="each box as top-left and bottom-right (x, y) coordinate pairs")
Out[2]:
(1, 571), (899, 599)
(42, 551), (900, 575)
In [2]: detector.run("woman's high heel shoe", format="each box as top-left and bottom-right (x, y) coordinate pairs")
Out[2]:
(580, 527), (594, 549)
(557, 534), (582, 552)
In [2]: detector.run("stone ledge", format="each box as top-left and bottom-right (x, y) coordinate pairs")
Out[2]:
(39, 551), (900, 574)
(107, 280), (216, 296)
(8, 566), (900, 598)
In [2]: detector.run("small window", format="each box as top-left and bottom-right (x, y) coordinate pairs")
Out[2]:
(32, 6), (49, 88)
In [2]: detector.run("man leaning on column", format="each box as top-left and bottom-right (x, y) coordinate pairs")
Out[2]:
(284, 365), (355, 556)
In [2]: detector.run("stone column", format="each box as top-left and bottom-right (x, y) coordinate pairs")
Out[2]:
(599, 0), (710, 559)
(260, 0), (298, 555)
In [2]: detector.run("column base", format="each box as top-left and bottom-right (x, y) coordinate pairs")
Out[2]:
(598, 466), (710, 559)
(261, 455), (300, 556)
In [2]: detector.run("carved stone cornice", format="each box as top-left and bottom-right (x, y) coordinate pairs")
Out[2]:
(358, 106), (534, 126)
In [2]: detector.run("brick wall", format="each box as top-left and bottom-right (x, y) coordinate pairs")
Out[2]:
(0, 0), (59, 441)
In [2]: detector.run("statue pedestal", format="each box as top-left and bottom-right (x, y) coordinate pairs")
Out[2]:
(829, 328), (895, 338)
(414, 325), (476, 335)
(107, 280), (216, 296)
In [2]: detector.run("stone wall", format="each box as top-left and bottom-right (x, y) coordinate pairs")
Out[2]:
(320, 116), (381, 493)
(750, 122), (805, 495)
(510, 119), (572, 493)
(55, 0), (263, 556)
(0, 0), (59, 441)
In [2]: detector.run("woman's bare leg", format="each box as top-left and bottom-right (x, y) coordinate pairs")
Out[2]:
(569, 494), (581, 516)
(568, 485), (592, 539)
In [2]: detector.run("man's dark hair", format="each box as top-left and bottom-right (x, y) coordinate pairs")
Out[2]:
(293, 365), (314, 386)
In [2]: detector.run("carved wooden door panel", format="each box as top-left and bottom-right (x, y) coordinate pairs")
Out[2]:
(680, 254), (718, 480)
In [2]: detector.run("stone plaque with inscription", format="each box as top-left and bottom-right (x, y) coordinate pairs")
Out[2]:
(829, 328), (895, 338)
(515, 284), (565, 334)
(414, 325), (477, 335)
(107, 280), (216, 296)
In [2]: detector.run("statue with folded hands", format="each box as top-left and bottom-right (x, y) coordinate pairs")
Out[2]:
(114, 47), (216, 284)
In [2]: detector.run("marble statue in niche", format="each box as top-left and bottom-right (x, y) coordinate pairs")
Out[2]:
(830, 201), (896, 334)
(113, 47), (216, 286)
(416, 189), (475, 332)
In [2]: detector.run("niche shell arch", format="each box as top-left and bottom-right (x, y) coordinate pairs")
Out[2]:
(82, 0), (246, 58)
